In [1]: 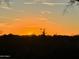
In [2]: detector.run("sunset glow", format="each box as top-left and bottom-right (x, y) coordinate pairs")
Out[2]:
(0, 0), (79, 35)
(0, 15), (78, 35)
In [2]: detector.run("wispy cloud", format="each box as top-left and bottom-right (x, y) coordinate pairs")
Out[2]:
(40, 11), (52, 16)
(23, 2), (67, 6)
(24, 2), (33, 4)
(0, 6), (12, 9)
(42, 2), (67, 5)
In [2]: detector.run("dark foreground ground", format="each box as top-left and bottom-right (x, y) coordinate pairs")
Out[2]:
(0, 34), (79, 59)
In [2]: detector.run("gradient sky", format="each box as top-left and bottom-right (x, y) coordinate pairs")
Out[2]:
(0, 0), (79, 35)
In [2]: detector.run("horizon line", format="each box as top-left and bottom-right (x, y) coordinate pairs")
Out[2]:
(0, 33), (79, 36)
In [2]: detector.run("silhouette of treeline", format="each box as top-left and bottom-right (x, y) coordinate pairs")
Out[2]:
(0, 33), (79, 58)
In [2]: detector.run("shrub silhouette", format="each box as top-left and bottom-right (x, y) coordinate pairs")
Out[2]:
(0, 34), (79, 58)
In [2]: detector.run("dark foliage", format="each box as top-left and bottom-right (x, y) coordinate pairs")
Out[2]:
(0, 33), (79, 59)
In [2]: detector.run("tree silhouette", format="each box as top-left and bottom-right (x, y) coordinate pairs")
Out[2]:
(63, 0), (79, 15)
(0, 33), (79, 58)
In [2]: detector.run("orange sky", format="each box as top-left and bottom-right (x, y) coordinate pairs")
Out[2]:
(0, 0), (79, 36)
(0, 15), (76, 35)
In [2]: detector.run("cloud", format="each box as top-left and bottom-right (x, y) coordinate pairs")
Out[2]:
(40, 11), (52, 17)
(42, 2), (66, 6)
(42, 2), (55, 6)
(1, 6), (12, 9)
(23, 1), (66, 6)
(41, 11), (51, 14)
(24, 2), (33, 4)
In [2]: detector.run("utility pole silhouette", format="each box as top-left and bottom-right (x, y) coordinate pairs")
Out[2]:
(40, 28), (46, 36)
(40, 28), (47, 40)
(42, 28), (46, 36)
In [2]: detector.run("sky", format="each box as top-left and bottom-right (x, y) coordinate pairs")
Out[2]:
(0, 0), (79, 35)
